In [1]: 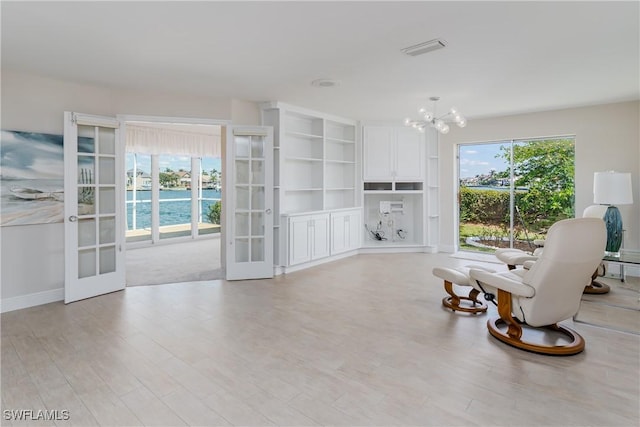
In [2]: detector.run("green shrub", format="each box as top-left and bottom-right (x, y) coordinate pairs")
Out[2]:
(460, 187), (571, 233)
(207, 201), (221, 224)
(459, 187), (510, 224)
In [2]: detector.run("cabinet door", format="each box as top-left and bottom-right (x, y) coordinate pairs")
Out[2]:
(395, 127), (424, 180)
(363, 126), (394, 180)
(310, 214), (330, 259)
(330, 212), (348, 255)
(289, 216), (311, 265)
(347, 211), (361, 250)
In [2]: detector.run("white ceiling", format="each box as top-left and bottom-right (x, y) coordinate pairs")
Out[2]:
(2, 1), (639, 122)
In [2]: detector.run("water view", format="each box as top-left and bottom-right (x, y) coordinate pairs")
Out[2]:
(126, 189), (221, 230)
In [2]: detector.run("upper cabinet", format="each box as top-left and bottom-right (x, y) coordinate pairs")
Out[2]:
(363, 126), (424, 181)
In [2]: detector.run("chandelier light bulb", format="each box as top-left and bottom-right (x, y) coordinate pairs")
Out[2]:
(403, 97), (467, 134)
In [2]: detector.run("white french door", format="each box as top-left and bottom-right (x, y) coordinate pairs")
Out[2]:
(64, 112), (125, 303)
(224, 126), (274, 280)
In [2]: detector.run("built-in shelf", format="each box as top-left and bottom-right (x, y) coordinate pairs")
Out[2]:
(395, 182), (423, 191)
(364, 182), (393, 191)
(262, 102), (358, 266)
(286, 156), (323, 162)
(286, 131), (323, 139)
(363, 182), (423, 192)
(326, 136), (356, 144)
(326, 159), (356, 164)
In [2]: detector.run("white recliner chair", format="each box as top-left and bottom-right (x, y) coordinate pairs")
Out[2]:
(469, 217), (606, 355)
(495, 205), (609, 293)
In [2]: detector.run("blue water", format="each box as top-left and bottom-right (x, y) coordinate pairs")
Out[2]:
(126, 189), (221, 230)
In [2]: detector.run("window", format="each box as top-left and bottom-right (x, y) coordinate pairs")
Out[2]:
(458, 136), (575, 252)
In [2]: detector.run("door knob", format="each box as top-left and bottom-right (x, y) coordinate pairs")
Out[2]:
(265, 208), (272, 214)
(69, 215), (78, 222)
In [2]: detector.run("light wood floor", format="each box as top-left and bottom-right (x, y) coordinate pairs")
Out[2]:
(2, 253), (639, 426)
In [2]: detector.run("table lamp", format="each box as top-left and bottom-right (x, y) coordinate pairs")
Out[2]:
(593, 171), (634, 256)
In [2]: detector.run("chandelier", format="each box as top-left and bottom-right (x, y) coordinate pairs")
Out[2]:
(403, 96), (467, 134)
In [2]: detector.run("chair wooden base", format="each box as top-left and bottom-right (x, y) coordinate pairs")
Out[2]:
(584, 280), (610, 294)
(487, 289), (585, 356)
(584, 268), (610, 294)
(442, 280), (487, 314)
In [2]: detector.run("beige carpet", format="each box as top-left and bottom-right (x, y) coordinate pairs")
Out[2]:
(126, 237), (223, 286)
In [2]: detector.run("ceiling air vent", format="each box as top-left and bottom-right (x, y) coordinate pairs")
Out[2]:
(401, 38), (447, 57)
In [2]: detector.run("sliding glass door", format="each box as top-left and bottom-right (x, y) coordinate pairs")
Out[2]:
(458, 136), (575, 253)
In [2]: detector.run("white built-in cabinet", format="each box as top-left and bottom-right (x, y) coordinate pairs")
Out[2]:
(363, 126), (423, 181)
(261, 102), (361, 269)
(330, 209), (361, 255)
(287, 213), (330, 265)
(361, 125), (438, 251)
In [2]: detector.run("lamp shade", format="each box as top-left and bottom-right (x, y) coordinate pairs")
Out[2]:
(593, 171), (633, 205)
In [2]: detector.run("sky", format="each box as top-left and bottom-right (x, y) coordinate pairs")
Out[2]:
(0, 130), (64, 179)
(458, 142), (510, 178)
(126, 154), (221, 175)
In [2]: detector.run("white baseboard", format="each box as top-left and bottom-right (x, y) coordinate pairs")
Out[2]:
(439, 244), (457, 253)
(359, 246), (427, 254)
(281, 250), (358, 274)
(1, 288), (64, 313)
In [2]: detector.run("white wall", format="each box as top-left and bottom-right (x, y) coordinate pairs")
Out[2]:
(439, 101), (640, 252)
(0, 71), (260, 309)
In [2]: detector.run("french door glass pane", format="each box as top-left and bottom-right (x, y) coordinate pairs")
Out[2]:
(99, 188), (116, 214)
(251, 186), (264, 208)
(78, 187), (95, 214)
(251, 238), (264, 261)
(251, 136), (264, 158)
(236, 160), (250, 184)
(236, 136), (250, 158)
(99, 127), (115, 155)
(251, 212), (264, 235)
(236, 186), (250, 210)
(99, 247), (116, 274)
(235, 213), (249, 236)
(99, 157), (116, 185)
(78, 125), (95, 153)
(235, 239), (249, 262)
(251, 160), (264, 184)
(78, 249), (96, 278)
(78, 218), (96, 247)
(99, 217), (116, 244)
